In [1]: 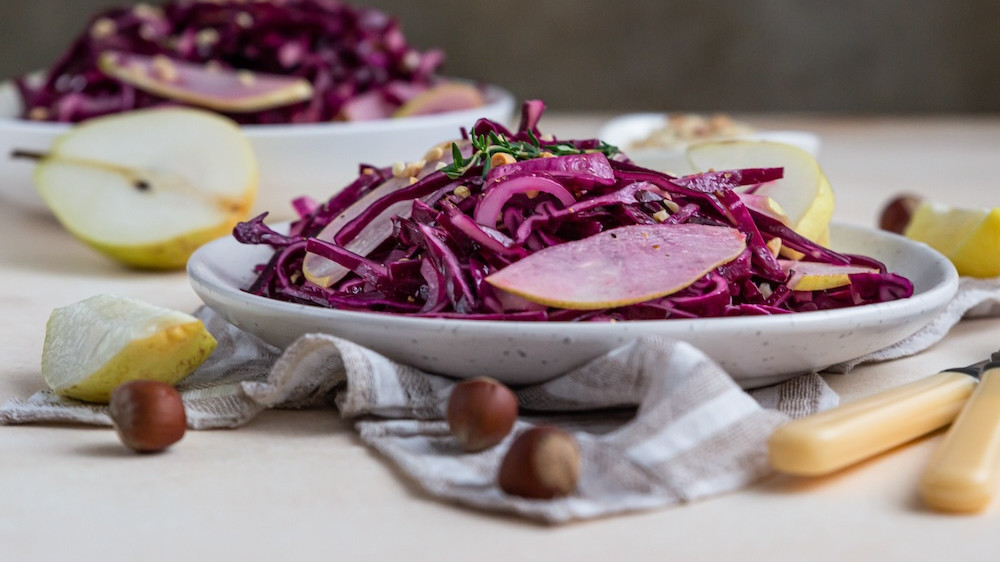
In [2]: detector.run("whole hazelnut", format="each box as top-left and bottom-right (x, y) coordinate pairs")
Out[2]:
(498, 426), (581, 499)
(446, 377), (518, 452)
(878, 193), (923, 234)
(109, 380), (187, 453)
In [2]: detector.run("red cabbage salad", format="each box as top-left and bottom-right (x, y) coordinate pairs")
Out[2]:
(15, 0), (453, 124)
(234, 100), (914, 321)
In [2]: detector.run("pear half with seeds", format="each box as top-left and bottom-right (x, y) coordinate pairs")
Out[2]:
(26, 107), (257, 269)
(42, 294), (217, 403)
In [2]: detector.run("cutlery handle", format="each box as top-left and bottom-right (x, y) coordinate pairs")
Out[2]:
(920, 365), (1000, 512)
(769, 371), (977, 476)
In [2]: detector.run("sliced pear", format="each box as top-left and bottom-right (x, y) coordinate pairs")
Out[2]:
(98, 51), (314, 113)
(780, 260), (879, 291)
(42, 294), (217, 403)
(903, 201), (1000, 278)
(339, 89), (396, 121)
(739, 192), (790, 225)
(687, 140), (835, 246)
(29, 107), (257, 269)
(302, 146), (457, 287)
(485, 224), (746, 310)
(393, 82), (486, 117)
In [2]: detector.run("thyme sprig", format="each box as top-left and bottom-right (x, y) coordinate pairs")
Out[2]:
(440, 130), (619, 180)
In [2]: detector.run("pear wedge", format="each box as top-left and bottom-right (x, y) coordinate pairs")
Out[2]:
(42, 294), (216, 403)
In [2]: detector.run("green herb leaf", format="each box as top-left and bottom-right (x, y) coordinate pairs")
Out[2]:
(439, 132), (620, 181)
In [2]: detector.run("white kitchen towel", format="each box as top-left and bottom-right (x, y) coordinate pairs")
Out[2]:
(1, 308), (828, 523)
(2, 275), (996, 523)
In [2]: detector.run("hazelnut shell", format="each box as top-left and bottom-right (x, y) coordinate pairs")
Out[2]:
(498, 425), (581, 499)
(109, 380), (187, 453)
(446, 377), (518, 452)
(879, 194), (923, 234)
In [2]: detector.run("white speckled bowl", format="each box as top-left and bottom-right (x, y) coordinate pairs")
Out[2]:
(188, 223), (957, 388)
(0, 79), (516, 219)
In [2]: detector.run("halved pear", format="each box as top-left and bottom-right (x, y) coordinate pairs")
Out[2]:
(31, 107), (257, 269)
(42, 294), (217, 403)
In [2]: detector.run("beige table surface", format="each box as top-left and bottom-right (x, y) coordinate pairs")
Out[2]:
(3, 113), (1000, 561)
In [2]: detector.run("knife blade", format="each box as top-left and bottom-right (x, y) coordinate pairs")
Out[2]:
(919, 360), (1000, 512)
(768, 357), (989, 476)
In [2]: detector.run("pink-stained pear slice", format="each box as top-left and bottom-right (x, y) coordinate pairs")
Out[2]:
(301, 174), (416, 287)
(302, 147), (458, 287)
(97, 51), (314, 113)
(486, 224), (747, 310)
(779, 259), (879, 291)
(338, 89), (396, 121)
(739, 192), (790, 225)
(393, 82), (485, 117)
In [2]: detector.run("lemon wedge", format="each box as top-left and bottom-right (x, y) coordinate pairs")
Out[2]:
(687, 140), (834, 247)
(42, 294), (217, 403)
(903, 201), (1000, 278)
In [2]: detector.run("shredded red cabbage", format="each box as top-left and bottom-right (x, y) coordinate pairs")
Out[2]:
(234, 100), (914, 321)
(16, 0), (447, 124)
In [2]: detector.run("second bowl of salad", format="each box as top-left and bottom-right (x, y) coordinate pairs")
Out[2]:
(0, 0), (516, 217)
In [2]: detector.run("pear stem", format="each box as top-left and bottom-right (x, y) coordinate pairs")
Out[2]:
(11, 149), (151, 191)
(10, 149), (46, 161)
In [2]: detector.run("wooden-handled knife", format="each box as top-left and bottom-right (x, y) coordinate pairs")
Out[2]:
(767, 359), (988, 476)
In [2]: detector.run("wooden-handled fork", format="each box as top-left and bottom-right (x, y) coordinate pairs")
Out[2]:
(768, 355), (1000, 512)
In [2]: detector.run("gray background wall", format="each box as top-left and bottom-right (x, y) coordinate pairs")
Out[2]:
(2, 0), (998, 114)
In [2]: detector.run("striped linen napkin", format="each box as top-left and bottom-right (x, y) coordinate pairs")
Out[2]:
(1, 307), (833, 523)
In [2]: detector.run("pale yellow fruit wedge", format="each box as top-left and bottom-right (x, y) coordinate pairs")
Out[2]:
(920, 366), (1000, 513)
(42, 294), (216, 403)
(687, 140), (835, 245)
(779, 260), (879, 292)
(903, 201), (1000, 278)
(32, 108), (257, 270)
(769, 370), (977, 476)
